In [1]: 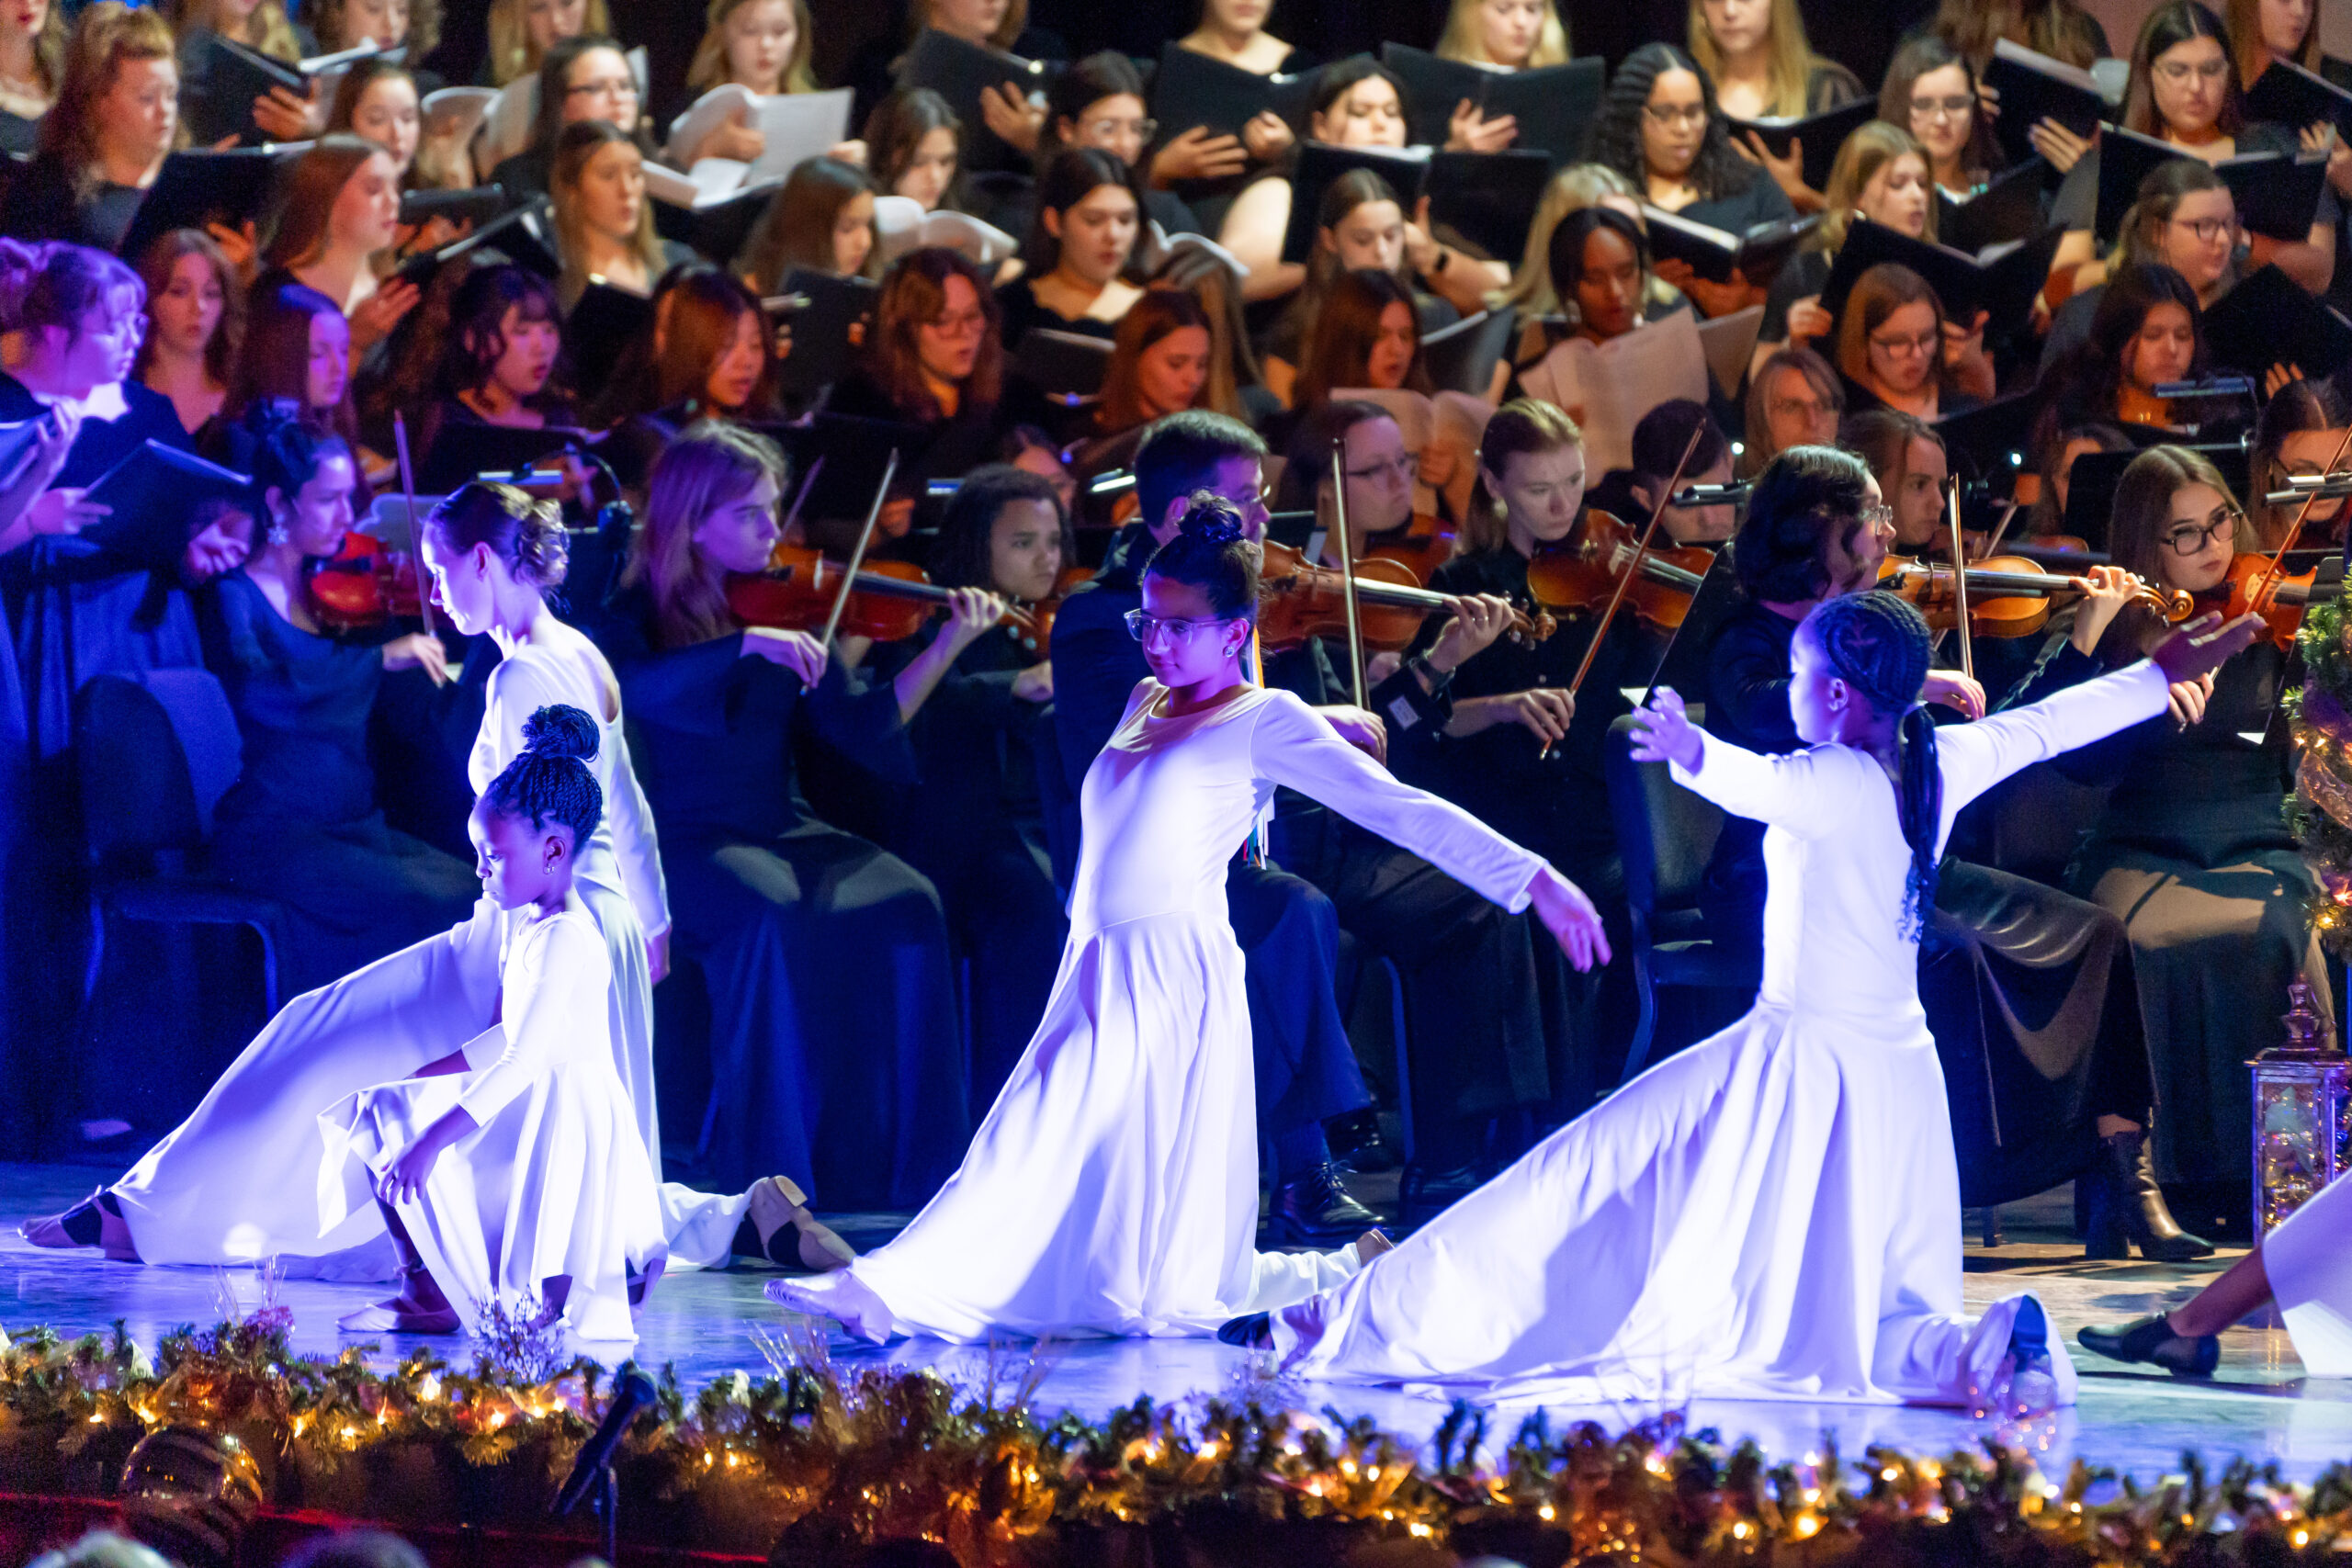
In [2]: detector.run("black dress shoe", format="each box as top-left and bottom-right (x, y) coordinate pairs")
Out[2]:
(2076, 1314), (2220, 1378)
(1270, 1163), (1380, 1244)
(2082, 1131), (2215, 1262)
(1217, 1313), (1272, 1348)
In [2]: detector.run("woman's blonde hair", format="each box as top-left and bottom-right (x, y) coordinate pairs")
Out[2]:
(1435, 0), (1570, 68)
(11, 0), (67, 98)
(1467, 397), (1581, 551)
(1686, 0), (1818, 118)
(164, 0), (300, 58)
(41, 3), (183, 199)
(306, 0), (440, 55)
(550, 118), (663, 308)
(910, 0), (1027, 49)
(1492, 164), (1677, 315)
(686, 0), (817, 94)
(485, 0), (611, 85)
(2229, 0), (2320, 85)
(632, 419), (786, 649)
(1813, 119), (1937, 253)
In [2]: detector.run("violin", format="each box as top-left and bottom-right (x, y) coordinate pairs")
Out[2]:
(727, 544), (1047, 647)
(1522, 510), (1712, 631)
(1879, 554), (2192, 638)
(1360, 512), (1461, 587)
(1255, 536), (1555, 654)
(309, 531), (429, 632)
(2116, 384), (2183, 434)
(2219, 551), (2336, 649)
(1008, 563), (1096, 660)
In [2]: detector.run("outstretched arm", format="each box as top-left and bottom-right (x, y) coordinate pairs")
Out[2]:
(1631, 687), (1869, 836)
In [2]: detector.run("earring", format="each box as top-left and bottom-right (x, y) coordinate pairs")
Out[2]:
(266, 511), (290, 547)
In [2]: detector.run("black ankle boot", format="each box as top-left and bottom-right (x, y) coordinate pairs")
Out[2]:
(2083, 1130), (2214, 1262)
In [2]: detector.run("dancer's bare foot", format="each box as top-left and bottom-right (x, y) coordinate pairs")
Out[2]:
(21, 1190), (140, 1261)
(747, 1176), (857, 1273)
(1356, 1227), (1394, 1263)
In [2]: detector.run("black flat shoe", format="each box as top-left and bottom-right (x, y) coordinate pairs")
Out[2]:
(1216, 1313), (1272, 1349)
(1270, 1163), (1380, 1245)
(2076, 1314), (2220, 1378)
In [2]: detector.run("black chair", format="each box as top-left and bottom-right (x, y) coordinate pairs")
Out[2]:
(74, 669), (286, 1020)
(1603, 713), (1759, 1085)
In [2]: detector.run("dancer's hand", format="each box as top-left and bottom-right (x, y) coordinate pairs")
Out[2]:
(646, 926), (671, 985)
(2150, 611), (2266, 684)
(1626, 686), (1702, 772)
(1531, 866), (1611, 970)
(379, 1110), (475, 1206)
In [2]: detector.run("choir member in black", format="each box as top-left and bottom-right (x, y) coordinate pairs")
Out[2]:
(1833, 263), (1989, 422)
(2035, 263), (2216, 443)
(166, 0), (313, 146)
(863, 88), (967, 215)
(1288, 269), (1431, 420)
(995, 148), (1145, 350)
(2251, 376), (2350, 552)
(736, 155), (881, 297)
(1740, 345), (1841, 476)
(483, 0), (608, 88)
(1881, 35), (2002, 200)
(1588, 42), (1793, 318)
(258, 137), (418, 359)
(603, 419), (973, 1208)
(1699, 444), (2210, 1258)
(0, 0), (62, 155)
(219, 279), (363, 465)
(592, 264), (775, 427)
(1268, 400), (1578, 1180)
(0, 5), (178, 250)
(862, 465), (1069, 1106)
(490, 34), (649, 199)
(1009, 52), (1202, 237)
(1685, 0), (1862, 210)
(416, 263), (576, 455)
(550, 119), (690, 308)
(1049, 410), (1381, 1240)
(2042, 161), (2238, 372)
(667, 0), (816, 167)
(198, 406), (478, 994)
(1088, 288), (1224, 446)
(132, 230), (238, 439)
(2047, 446), (2328, 1229)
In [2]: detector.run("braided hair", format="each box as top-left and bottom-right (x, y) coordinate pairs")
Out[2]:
(1800, 592), (1939, 943)
(1142, 493), (1258, 620)
(482, 704), (605, 844)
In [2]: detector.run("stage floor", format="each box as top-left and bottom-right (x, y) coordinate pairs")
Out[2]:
(4, 1161), (2346, 1485)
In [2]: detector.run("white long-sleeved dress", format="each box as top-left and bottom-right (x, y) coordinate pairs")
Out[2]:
(317, 902), (664, 1342)
(1268, 660), (2178, 1404)
(769, 680), (1547, 1340)
(109, 636), (746, 1273)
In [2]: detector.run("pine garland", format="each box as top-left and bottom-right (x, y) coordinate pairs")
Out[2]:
(2291, 600), (2352, 957)
(4, 1314), (2351, 1563)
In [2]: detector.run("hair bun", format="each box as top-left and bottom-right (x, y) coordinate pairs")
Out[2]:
(520, 703), (599, 762)
(1177, 492), (1247, 547)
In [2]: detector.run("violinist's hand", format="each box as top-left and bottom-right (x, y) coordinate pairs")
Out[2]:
(646, 927), (671, 986)
(252, 84), (322, 142)
(2150, 610), (2266, 684)
(382, 631), (451, 686)
(1012, 660), (1053, 703)
(1317, 704), (1388, 764)
(741, 626), (829, 686)
(939, 586), (1006, 658)
(1446, 687), (1574, 744)
(182, 512), (252, 581)
(2067, 564), (2142, 655)
(1785, 295), (1833, 344)
(2167, 671), (2215, 728)
(349, 279), (422, 354)
(1626, 685), (1702, 772)
(1530, 864), (1611, 971)
(1150, 126), (1249, 185)
(2028, 117), (2092, 175)
(1922, 670), (1985, 718)
(1424, 592), (1515, 679)
(979, 82), (1045, 154)
(1241, 109), (1294, 163)
(1445, 98), (1517, 152)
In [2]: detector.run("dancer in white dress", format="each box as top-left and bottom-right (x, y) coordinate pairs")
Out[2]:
(767, 497), (1611, 1342)
(26, 485), (838, 1276)
(1230, 584), (2262, 1405)
(318, 704), (664, 1340)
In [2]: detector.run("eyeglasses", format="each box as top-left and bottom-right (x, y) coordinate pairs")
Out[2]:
(1343, 452), (1419, 483)
(566, 76), (639, 99)
(1643, 103), (1709, 129)
(1768, 394), (1830, 421)
(1909, 94), (1976, 120)
(2154, 56), (2232, 84)
(924, 309), (989, 335)
(1082, 115), (1156, 141)
(1860, 502), (1896, 530)
(2162, 510), (2240, 553)
(2169, 215), (2237, 243)
(1868, 328), (1940, 357)
(1123, 610), (1233, 642)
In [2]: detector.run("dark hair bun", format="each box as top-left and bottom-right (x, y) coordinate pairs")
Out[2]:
(520, 703), (599, 762)
(1177, 492), (1247, 546)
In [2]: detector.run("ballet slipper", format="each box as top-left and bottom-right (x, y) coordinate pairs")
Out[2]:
(766, 1271), (893, 1343)
(21, 1190), (140, 1262)
(747, 1176), (858, 1273)
(338, 1299), (462, 1334)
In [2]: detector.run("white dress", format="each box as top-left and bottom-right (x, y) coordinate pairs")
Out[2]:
(2256, 1171), (2352, 1375)
(317, 904), (665, 1343)
(1269, 660), (2177, 1405)
(109, 633), (747, 1273)
(769, 680), (1548, 1341)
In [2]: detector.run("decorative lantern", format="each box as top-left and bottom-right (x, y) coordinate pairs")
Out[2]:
(2249, 979), (2352, 1238)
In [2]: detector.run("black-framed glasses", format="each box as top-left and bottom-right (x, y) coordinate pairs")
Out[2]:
(2162, 510), (2240, 554)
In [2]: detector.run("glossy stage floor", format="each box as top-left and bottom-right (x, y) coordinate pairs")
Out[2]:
(3, 1161), (2344, 1484)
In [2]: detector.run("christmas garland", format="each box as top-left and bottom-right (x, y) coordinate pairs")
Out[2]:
(6, 1311), (2352, 1564)
(2290, 599), (2352, 957)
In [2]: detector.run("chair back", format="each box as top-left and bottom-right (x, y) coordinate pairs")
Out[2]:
(1605, 713), (1725, 919)
(1971, 761), (2111, 886)
(74, 669), (243, 865)
(1029, 709), (1080, 900)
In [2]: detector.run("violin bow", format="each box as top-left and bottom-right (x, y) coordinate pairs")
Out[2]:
(1330, 447), (1368, 708)
(1565, 424), (1705, 703)
(1947, 479), (1974, 684)
(780, 455), (823, 541)
(390, 412), (447, 683)
(816, 448), (899, 657)
(2253, 423), (2352, 606)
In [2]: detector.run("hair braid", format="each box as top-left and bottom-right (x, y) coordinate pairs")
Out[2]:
(1803, 592), (1940, 942)
(483, 704), (604, 842)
